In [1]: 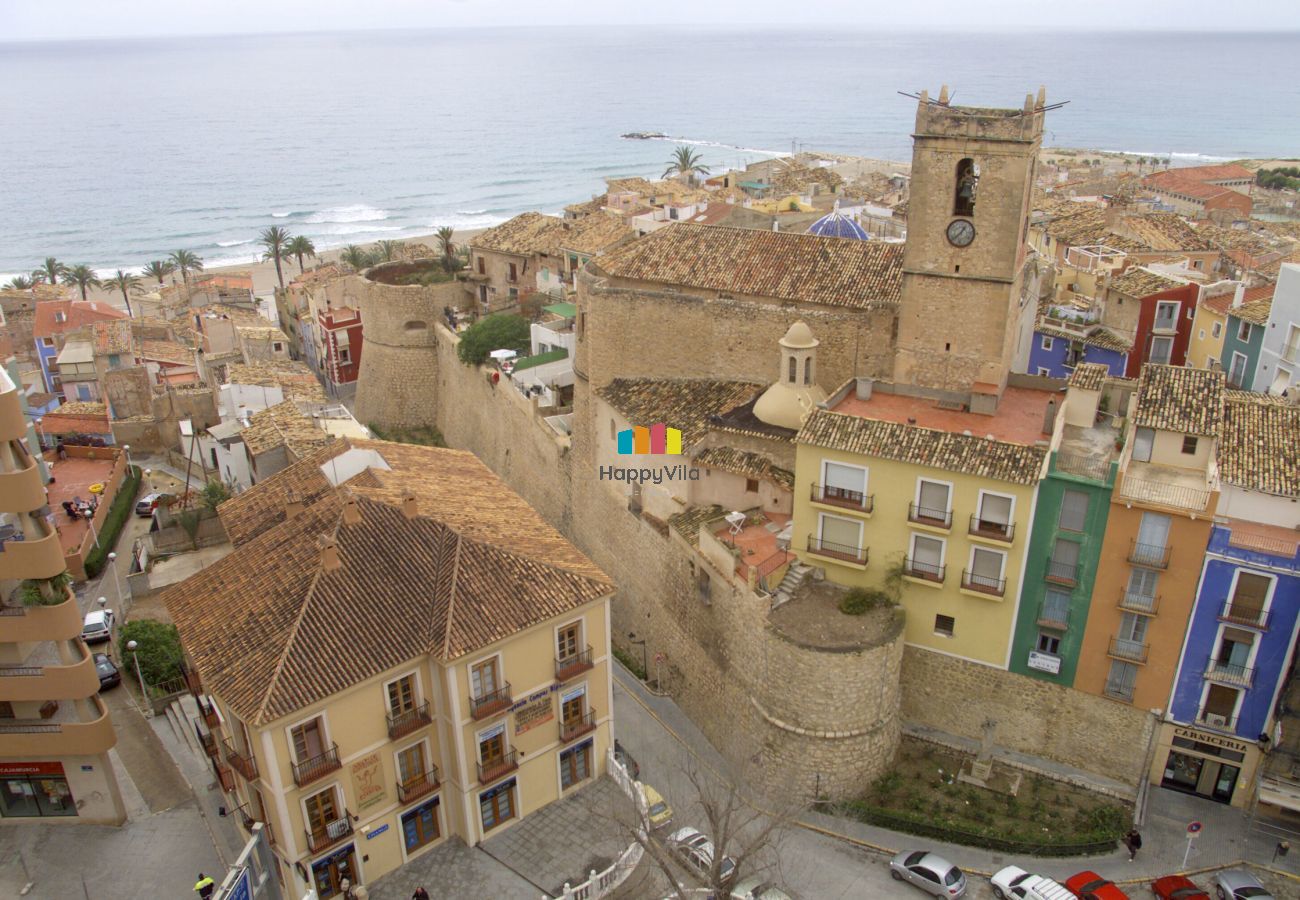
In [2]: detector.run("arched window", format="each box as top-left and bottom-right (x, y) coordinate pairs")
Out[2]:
(954, 158), (979, 217)
(804, 357), (812, 385)
(788, 356), (797, 383)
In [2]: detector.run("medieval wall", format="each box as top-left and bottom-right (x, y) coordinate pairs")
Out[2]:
(350, 274), (450, 429)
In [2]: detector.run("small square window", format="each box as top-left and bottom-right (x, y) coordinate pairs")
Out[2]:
(1036, 632), (1061, 654)
(1212, 321), (1223, 339)
(934, 614), (955, 637)
(1040, 335), (1054, 351)
(1181, 436), (1198, 455)
(745, 478), (759, 493)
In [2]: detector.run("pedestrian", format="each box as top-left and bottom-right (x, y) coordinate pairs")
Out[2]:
(194, 872), (215, 899)
(412, 889), (430, 900)
(1123, 827), (1142, 861)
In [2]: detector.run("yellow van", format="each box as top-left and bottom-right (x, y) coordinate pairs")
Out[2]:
(642, 785), (673, 829)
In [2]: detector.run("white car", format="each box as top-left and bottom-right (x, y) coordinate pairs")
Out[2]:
(667, 826), (738, 886)
(889, 850), (966, 898)
(731, 875), (793, 899)
(81, 609), (115, 644)
(991, 865), (1075, 900)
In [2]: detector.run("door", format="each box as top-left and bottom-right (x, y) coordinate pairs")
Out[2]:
(304, 788), (339, 837)
(562, 692), (585, 730)
(1212, 764), (1240, 803)
(976, 493), (1013, 535)
(823, 461), (867, 505)
(1132, 427), (1155, 462)
(311, 845), (357, 899)
(1229, 572), (1269, 622)
(471, 659), (499, 699)
(818, 514), (862, 556)
(480, 730), (505, 770)
(397, 743), (426, 788)
(911, 535), (944, 578)
(1149, 335), (1174, 365)
(557, 622), (580, 663)
(1228, 352), (1249, 388)
(969, 548), (1004, 591)
(292, 718), (325, 764)
(1116, 612), (1149, 658)
(916, 481), (950, 522)
(1137, 512), (1170, 552)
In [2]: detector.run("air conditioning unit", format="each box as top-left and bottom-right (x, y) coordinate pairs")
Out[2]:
(1204, 713), (1229, 728)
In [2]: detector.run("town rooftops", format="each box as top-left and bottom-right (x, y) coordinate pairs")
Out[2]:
(1115, 213), (1216, 253)
(140, 340), (194, 365)
(470, 211), (567, 257)
(557, 214), (635, 255)
(1131, 363), (1225, 437)
(1143, 168), (1252, 202)
(1035, 319), (1132, 354)
(39, 401), (110, 435)
(1228, 295), (1274, 326)
(1042, 207), (1147, 253)
(91, 319), (133, 355)
(1069, 363), (1109, 392)
(830, 384), (1058, 446)
(692, 446), (794, 490)
(33, 299), (127, 338)
(240, 399), (334, 458)
(225, 361), (326, 402)
(1156, 163), (1254, 183)
(1217, 390), (1300, 497)
(592, 223), (904, 309)
(798, 407), (1048, 486)
(1202, 285), (1275, 317)
(167, 439), (612, 726)
(1108, 266), (1188, 299)
(597, 377), (764, 450)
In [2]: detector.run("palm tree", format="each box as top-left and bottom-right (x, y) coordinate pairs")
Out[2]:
(375, 239), (405, 263)
(142, 259), (176, 285)
(259, 226), (293, 291)
(104, 270), (142, 318)
(285, 235), (317, 273)
(435, 226), (457, 271)
(4, 275), (35, 290)
(61, 264), (101, 301)
(339, 245), (372, 270)
(169, 249), (204, 284)
(663, 146), (710, 185)
(37, 257), (67, 287)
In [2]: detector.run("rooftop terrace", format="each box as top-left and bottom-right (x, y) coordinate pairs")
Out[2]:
(832, 385), (1058, 445)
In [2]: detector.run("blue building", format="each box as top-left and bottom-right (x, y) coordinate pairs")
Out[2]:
(1027, 321), (1130, 379)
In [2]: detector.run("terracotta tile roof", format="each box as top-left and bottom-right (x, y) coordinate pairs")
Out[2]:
(198, 273), (254, 290)
(33, 300), (126, 338)
(1156, 164), (1254, 183)
(1036, 320), (1132, 354)
(194, 304), (268, 328)
(1131, 363), (1225, 437)
(564, 196), (607, 217)
(1259, 251), (1300, 279)
(692, 446), (794, 490)
(1218, 391), (1300, 496)
(593, 223), (903, 309)
(290, 263), (345, 287)
(668, 504), (725, 539)
(1069, 363), (1109, 391)
(470, 212), (567, 257)
(241, 400), (333, 458)
(797, 408), (1048, 486)
(605, 177), (698, 199)
(225, 361), (327, 402)
(1108, 266), (1188, 299)
(1143, 171), (1238, 201)
(40, 401), (110, 435)
(91, 320), (133, 355)
(597, 378), (764, 449)
(1042, 207), (1146, 253)
(1227, 294), (1273, 327)
(140, 339), (194, 365)
(1115, 213), (1216, 253)
(172, 441), (613, 725)
(557, 214), (635, 256)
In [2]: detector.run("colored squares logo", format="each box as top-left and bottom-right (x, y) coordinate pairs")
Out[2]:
(617, 424), (682, 455)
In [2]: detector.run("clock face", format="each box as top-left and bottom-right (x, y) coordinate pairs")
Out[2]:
(947, 219), (975, 247)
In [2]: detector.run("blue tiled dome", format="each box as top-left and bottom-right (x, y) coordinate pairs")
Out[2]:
(807, 203), (869, 240)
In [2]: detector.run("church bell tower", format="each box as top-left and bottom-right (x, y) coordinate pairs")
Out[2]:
(892, 85), (1047, 401)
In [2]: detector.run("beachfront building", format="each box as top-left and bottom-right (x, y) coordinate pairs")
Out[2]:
(466, 213), (568, 316)
(1257, 264), (1300, 396)
(164, 439), (615, 899)
(1008, 365), (1118, 686)
(32, 300), (127, 395)
(1152, 390), (1300, 807)
(0, 367), (125, 825)
(1142, 164), (1254, 221)
(1074, 365), (1222, 711)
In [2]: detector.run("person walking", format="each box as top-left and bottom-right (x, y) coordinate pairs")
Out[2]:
(1123, 828), (1143, 861)
(412, 889), (430, 900)
(194, 873), (216, 899)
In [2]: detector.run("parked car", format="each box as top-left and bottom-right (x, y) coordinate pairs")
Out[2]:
(81, 609), (115, 644)
(991, 865), (1075, 900)
(135, 492), (173, 517)
(642, 784), (673, 829)
(667, 826), (737, 887)
(1065, 871), (1129, 900)
(614, 738), (640, 780)
(730, 875), (793, 899)
(889, 850), (967, 898)
(1152, 875), (1210, 900)
(94, 653), (121, 690)
(1213, 870), (1274, 900)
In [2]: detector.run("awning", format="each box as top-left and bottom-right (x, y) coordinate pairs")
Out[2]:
(543, 302), (577, 319)
(489, 349), (518, 361)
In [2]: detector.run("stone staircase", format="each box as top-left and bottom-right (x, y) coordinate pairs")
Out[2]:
(771, 562), (812, 609)
(163, 694), (203, 757)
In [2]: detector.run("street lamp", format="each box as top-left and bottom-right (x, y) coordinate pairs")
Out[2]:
(627, 632), (648, 679)
(34, 417), (43, 452)
(107, 551), (124, 609)
(125, 639), (147, 698)
(122, 444), (131, 471)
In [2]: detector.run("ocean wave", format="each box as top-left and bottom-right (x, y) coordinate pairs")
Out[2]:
(270, 211), (296, 218)
(304, 204), (389, 224)
(320, 223), (405, 236)
(217, 238), (254, 247)
(637, 135), (788, 157)
(1101, 149), (1236, 163)
(457, 209), (488, 215)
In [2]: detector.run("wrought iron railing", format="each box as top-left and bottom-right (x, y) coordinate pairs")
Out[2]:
(560, 709), (597, 743)
(291, 743), (341, 787)
(478, 749), (519, 785)
(1128, 540), (1171, 569)
(961, 570), (1006, 596)
(397, 767), (441, 804)
(1218, 600), (1270, 630)
(387, 701), (432, 740)
(1108, 637), (1149, 664)
(968, 515), (1014, 542)
(469, 683), (513, 720)
(903, 557), (945, 583)
(805, 535), (867, 565)
(555, 646), (594, 682)
(811, 484), (873, 513)
(908, 503), (952, 528)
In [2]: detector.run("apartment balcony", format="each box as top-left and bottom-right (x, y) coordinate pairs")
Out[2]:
(810, 484), (874, 514)
(198, 696), (221, 730)
(0, 642), (99, 702)
(1118, 591), (1161, 615)
(1117, 463), (1212, 512)
(1194, 709), (1239, 733)
(222, 738), (258, 782)
(1218, 600), (1270, 630)
(0, 590), (81, 642)
(1205, 657), (1255, 689)
(1036, 604), (1070, 630)
(387, 701), (432, 741)
(1054, 449), (1114, 483)
(478, 749), (520, 785)
(397, 767), (441, 805)
(968, 515), (1014, 544)
(215, 763), (236, 794)
(961, 570), (1006, 598)
(805, 535), (868, 566)
(231, 801), (267, 833)
(555, 646), (594, 682)
(292, 743), (342, 787)
(0, 448), (46, 510)
(908, 503), (952, 530)
(1107, 637), (1149, 664)
(196, 724), (218, 759)
(305, 812), (354, 854)
(0, 695), (116, 756)
(1044, 561), (1079, 586)
(181, 663), (203, 698)
(559, 709), (597, 744)
(903, 557), (945, 584)
(1128, 540), (1171, 569)
(0, 527), (66, 580)
(469, 684), (513, 721)
(1103, 681), (1136, 703)
(0, 385), (27, 442)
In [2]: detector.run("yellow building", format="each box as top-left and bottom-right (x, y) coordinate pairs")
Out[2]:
(791, 384), (1050, 667)
(1188, 290), (1233, 370)
(164, 439), (614, 898)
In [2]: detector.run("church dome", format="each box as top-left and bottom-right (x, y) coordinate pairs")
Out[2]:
(753, 320), (827, 430)
(807, 201), (869, 241)
(780, 321), (818, 350)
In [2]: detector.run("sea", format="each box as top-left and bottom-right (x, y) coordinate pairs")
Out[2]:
(1, 27), (1298, 281)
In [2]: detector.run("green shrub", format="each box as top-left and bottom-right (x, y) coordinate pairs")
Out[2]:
(199, 479), (232, 513)
(612, 646), (646, 680)
(456, 313), (530, 366)
(19, 572), (72, 606)
(117, 619), (183, 686)
(839, 587), (890, 615)
(83, 465), (141, 579)
(367, 424), (447, 448)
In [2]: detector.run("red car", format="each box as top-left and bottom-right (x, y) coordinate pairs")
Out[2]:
(1151, 876), (1209, 900)
(1065, 871), (1129, 900)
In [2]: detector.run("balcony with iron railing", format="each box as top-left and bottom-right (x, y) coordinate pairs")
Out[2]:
(810, 484), (874, 514)
(1128, 540), (1171, 569)
(197, 724), (218, 759)
(1194, 709), (1239, 733)
(805, 535), (868, 566)
(1045, 560), (1079, 586)
(961, 570), (1006, 597)
(555, 646), (594, 682)
(397, 766), (441, 804)
(478, 749), (519, 785)
(387, 701), (432, 741)
(1118, 591), (1160, 615)
(1107, 637), (1149, 664)
(908, 503), (952, 530)
(222, 738), (258, 782)
(1036, 602), (1070, 630)
(1103, 680), (1136, 703)
(198, 696), (221, 730)
(560, 709), (597, 744)
(292, 743), (342, 787)
(1218, 600), (1270, 630)
(968, 515), (1014, 544)
(305, 811), (354, 854)
(231, 801), (267, 833)
(1117, 465), (1212, 512)
(1205, 657), (1255, 689)
(469, 684), (513, 721)
(903, 557), (945, 584)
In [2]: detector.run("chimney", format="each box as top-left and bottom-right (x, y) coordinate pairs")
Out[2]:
(1042, 398), (1058, 435)
(1231, 283), (1246, 309)
(318, 535), (341, 572)
(342, 493), (361, 525)
(402, 492), (418, 520)
(938, 85), (950, 106)
(285, 490), (303, 519)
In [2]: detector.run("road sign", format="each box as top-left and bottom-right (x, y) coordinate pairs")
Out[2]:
(218, 867), (252, 900)
(1187, 821), (1203, 834)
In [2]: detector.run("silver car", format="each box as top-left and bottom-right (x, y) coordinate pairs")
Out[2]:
(667, 826), (738, 887)
(1214, 869), (1274, 900)
(889, 850), (967, 898)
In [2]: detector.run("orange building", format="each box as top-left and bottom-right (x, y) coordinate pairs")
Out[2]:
(1075, 365), (1223, 710)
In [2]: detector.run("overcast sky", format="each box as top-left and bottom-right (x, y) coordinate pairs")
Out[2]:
(2, 0), (1296, 42)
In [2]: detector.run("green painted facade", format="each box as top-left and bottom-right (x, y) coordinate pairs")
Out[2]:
(1008, 451), (1115, 685)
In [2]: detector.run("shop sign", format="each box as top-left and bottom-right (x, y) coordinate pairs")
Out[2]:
(1027, 651), (1062, 674)
(1173, 726), (1249, 753)
(0, 761), (65, 777)
(365, 823), (389, 840)
(349, 752), (386, 811)
(513, 690), (555, 735)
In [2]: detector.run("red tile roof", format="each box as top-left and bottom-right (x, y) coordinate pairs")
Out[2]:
(33, 300), (127, 339)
